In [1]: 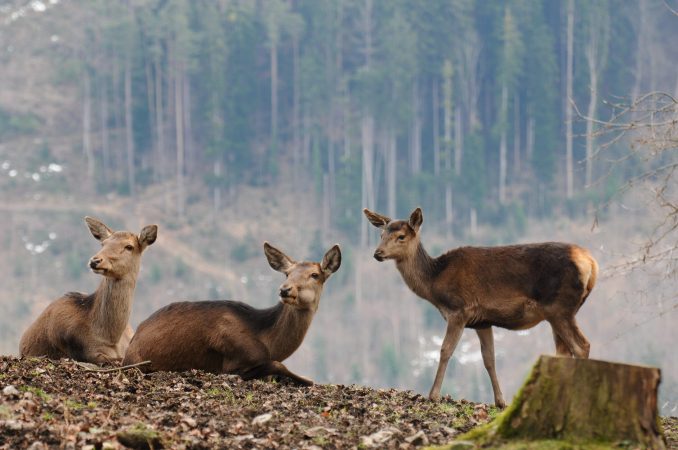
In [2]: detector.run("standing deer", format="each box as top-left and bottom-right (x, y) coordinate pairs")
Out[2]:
(20, 217), (157, 365)
(123, 242), (341, 385)
(364, 207), (598, 407)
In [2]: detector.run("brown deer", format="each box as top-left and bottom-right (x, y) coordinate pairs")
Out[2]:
(122, 242), (341, 384)
(19, 217), (157, 365)
(364, 207), (598, 407)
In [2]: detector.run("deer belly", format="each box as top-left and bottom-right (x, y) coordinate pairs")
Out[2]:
(472, 298), (544, 330)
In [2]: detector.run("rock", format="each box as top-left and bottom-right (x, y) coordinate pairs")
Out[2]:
(360, 428), (400, 448)
(2, 385), (19, 396)
(3, 420), (23, 430)
(251, 412), (273, 427)
(405, 430), (429, 446)
(116, 424), (164, 449)
(303, 426), (337, 438)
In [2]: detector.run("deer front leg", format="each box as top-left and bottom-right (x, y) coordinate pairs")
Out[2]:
(429, 317), (465, 401)
(241, 361), (313, 386)
(475, 327), (506, 408)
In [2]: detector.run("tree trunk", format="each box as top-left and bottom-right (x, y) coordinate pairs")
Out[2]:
(386, 128), (396, 218)
(410, 81), (422, 174)
(459, 356), (666, 449)
(499, 84), (508, 205)
(99, 77), (109, 188)
(454, 106), (462, 176)
(513, 91), (520, 178)
(124, 57), (136, 197)
(270, 39), (278, 174)
(82, 70), (94, 183)
(292, 34), (300, 191)
(432, 79), (440, 176)
(585, 42), (598, 189)
(144, 58), (155, 175)
(154, 57), (168, 209)
(565, 0), (574, 199)
(175, 60), (185, 217)
(360, 112), (375, 247)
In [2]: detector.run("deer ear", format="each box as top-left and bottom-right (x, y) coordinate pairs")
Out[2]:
(321, 244), (341, 277)
(264, 242), (295, 273)
(139, 225), (158, 251)
(363, 208), (391, 228)
(85, 216), (113, 241)
(409, 207), (423, 233)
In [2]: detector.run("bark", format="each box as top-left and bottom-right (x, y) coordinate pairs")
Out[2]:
(565, 0), (574, 199)
(460, 356), (666, 449)
(124, 57), (136, 197)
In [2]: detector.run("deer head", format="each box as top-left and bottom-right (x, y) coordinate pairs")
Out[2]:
(86, 217), (158, 280)
(364, 207), (423, 262)
(264, 242), (341, 311)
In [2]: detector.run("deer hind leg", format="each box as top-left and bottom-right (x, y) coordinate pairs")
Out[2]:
(241, 361), (313, 386)
(475, 327), (506, 408)
(429, 317), (465, 401)
(548, 317), (590, 359)
(552, 329), (573, 356)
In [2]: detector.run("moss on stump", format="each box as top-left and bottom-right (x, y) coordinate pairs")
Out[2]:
(435, 355), (666, 449)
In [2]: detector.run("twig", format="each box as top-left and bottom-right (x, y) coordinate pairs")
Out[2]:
(74, 360), (151, 373)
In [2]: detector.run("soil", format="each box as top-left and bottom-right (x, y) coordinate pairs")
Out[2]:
(1, 356), (675, 449)
(0, 356), (492, 449)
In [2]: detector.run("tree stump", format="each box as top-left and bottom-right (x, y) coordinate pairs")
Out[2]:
(453, 355), (666, 449)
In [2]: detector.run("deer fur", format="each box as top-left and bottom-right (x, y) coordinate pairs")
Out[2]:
(19, 217), (157, 365)
(122, 242), (341, 385)
(364, 207), (598, 407)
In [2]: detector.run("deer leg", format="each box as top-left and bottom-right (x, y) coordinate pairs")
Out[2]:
(548, 317), (590, 359)
(429, 317), (465, 401)
(240, 361), (314, 386)
(475, 327), (506, 408)
(552, 329), (573, 357)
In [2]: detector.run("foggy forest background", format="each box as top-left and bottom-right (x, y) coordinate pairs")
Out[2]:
(1, 0), (676, 414)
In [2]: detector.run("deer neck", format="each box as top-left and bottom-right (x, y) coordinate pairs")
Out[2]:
(395, 242), (436, 301)
(263, 301), (316, 362)
(90, 275), (137, 344)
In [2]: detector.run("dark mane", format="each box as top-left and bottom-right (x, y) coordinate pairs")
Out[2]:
(64, 292), (95, 310)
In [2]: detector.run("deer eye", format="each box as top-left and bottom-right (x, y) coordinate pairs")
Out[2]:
(397, 235), (406, 241)
(125, 245), (134, 251)
(310, 273), (319, 279)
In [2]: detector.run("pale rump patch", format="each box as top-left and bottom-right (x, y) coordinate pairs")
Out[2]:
(570, 246), (599, 298)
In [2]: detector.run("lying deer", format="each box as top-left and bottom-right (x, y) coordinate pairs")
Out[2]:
(364, 207), (598, 407)
(123, 242), (341, 384)
(20, 217), (157, 365)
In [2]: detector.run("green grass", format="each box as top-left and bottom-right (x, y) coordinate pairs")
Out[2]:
(205, 386), (235, 404)
(19, 385), (51, 402)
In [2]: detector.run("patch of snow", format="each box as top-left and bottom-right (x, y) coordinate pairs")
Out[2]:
(1, 161), (9, 170)
(48, 163), (62, 172)
(30, 1), (46, 13)
(9, 169), (17, 177)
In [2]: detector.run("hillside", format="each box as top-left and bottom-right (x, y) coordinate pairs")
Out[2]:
(1, 357), (676, 449)
(1, 356), (496, 449)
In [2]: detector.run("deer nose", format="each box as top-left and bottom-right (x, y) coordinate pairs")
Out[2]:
(373, 250), (385, 262)
(279, 286), (292, 298)
(89, 257), (102, 269)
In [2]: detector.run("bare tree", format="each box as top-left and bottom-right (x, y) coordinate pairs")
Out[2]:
(577, 92), (678, 278)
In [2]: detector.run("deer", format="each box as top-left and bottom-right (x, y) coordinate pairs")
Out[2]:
(122, 242), (341, 385)
(363, 207), (598, 408)
(19, 217), (157, 365)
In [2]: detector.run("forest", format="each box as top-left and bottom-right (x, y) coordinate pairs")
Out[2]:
(1, 0), (677, 416)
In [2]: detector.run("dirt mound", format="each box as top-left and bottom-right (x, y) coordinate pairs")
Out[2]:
(0, 356), (493, 449)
